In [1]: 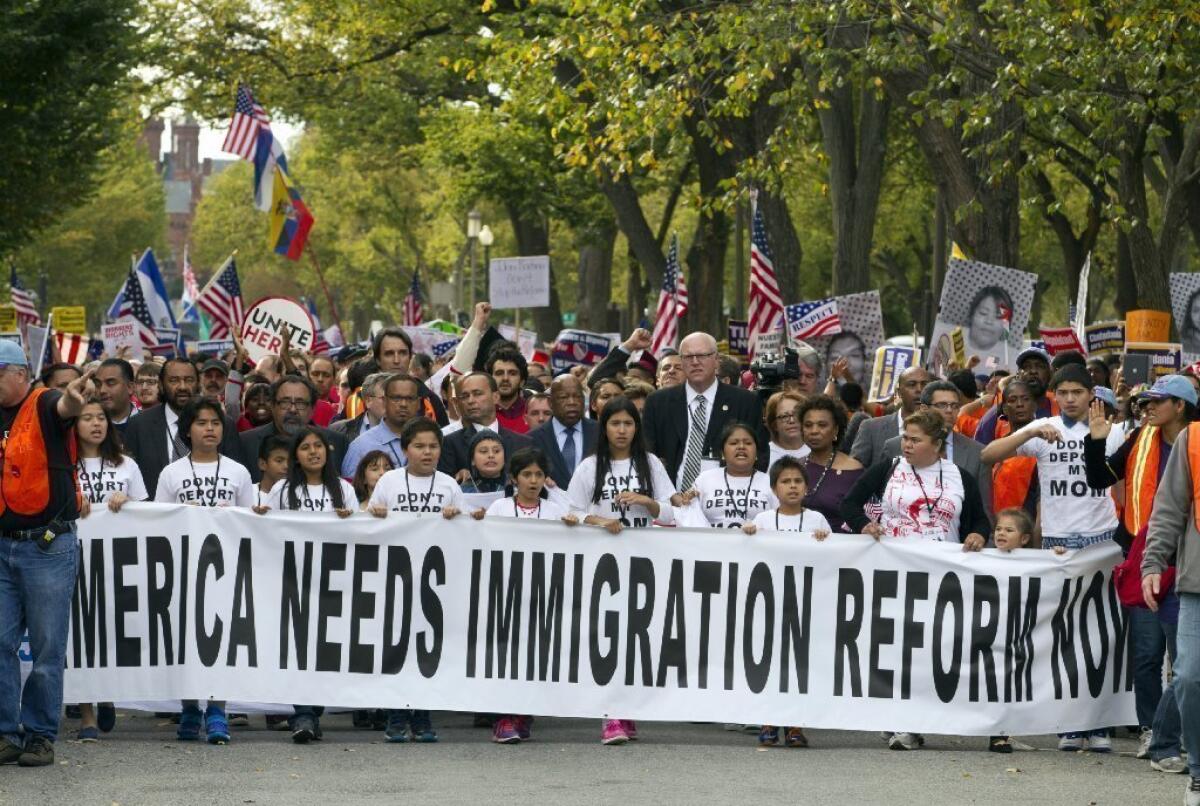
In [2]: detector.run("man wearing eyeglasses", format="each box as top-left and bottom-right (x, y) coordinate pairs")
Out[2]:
(239, 375), (348, 482)
(881, 379), (990, 519)
(340, 374), (424, 476)
(641, 332), (768, 491)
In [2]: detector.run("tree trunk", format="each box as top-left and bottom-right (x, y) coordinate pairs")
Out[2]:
(506, 205), (564, 340)
(682, 121), (736, 335)
(575, 219), (616, 331)
(1116, 149), (1172, 312)
(1115, 230), (1138, 316)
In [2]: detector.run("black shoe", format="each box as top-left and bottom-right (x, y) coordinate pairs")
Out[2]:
(64, 705), (82, 720)
(352, 710), (373, 729)
(17, 736), (54, 767)
(291, 715), (317, 744)
(0, 738), (22, 765)
(371, 709), (387, 731)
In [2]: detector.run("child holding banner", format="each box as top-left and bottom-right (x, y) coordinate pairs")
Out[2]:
(153, 398), (256, 745)
(676, 423), (776, 529)
(352, 450), (395, 512)
(257, 428), (356, 516)
(742, 456), (831, 538)
(73, 400), (147, 742)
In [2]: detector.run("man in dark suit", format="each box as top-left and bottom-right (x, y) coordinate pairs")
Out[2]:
(240, 375), (348, 482)
(124, 357), (246, 497)
(641, 332), (767, 490)
(330, 371), (388, 444)
(528, 374), (598, 488)
(849, 366), (932, 468)
(438, 372), (531, 479)
(881, 380), (992, 520)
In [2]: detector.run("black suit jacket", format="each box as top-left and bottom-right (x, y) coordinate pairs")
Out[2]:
(438, 422), (533, 478)
(239, 422), (349, 482)
(529, 418), (599, 488)
(330, 412), (367, 443)
(642, 382), (768, 481)
(123, 404), (246, 498)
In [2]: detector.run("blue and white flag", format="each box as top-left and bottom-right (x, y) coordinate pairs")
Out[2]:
(253, 130), (289, 212)
(108, 249), (178, 332)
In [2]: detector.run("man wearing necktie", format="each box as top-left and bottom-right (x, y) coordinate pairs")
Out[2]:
(529, 374), (598, 489)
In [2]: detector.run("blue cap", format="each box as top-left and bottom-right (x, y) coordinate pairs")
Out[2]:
(1092, 386), (1117, 408)
(0, 340), (29, 368)
(1015, 347), (1051, 368)
(1139, 375), (1199, 406)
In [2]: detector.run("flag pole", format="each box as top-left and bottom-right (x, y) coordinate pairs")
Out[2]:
(306, 244), (343, 342)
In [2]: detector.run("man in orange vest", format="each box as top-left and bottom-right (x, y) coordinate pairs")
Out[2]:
(0, 341), (93, 768)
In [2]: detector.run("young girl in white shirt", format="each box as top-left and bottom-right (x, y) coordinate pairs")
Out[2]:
(255, 427), (356, 517)
(352, 450), (394, 512)
(73, 401), (145, 742)
(567, 396), (676, 745)
(153, 398), (255, 746)
(677, 422), (777, 528)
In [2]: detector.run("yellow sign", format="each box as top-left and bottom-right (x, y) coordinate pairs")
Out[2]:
(1126, 309), (1171, 343)
(50, 306), (86, 335)
(0, 306), (15, 332)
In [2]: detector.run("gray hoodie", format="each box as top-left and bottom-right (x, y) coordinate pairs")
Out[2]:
(1143, 426), (1200, 594)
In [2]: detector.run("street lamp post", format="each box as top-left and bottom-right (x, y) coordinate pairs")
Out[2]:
(467, 210), (482, 309)
(477, 225), (494, 301)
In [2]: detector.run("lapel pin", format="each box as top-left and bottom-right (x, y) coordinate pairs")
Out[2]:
(721, 404), (728, 412)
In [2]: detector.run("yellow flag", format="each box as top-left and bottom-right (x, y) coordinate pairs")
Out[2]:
(950, 242), (968, 260)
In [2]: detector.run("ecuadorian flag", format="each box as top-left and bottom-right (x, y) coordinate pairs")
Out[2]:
(268, 165), (314, 261)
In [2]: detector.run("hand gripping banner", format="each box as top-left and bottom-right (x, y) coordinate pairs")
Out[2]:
(65, 505), (1135, 735)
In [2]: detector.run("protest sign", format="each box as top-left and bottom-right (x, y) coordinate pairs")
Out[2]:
(148, 343), (177, 358)
(50, 306), (87, 335)
(0, 332), (22, 347)
(403, 325), (463, 358)
(65, 505), (1135, 735)
(0, 305), (16, 332)
(754, 331), (783, 359)
(802, 291), (884, 386)
(1126, 309), (1171, 344)
(550, 329), (616, 372)
(240, 297), (316, 362)
(869, 345), (920, 401)
(489, 256), (551, 309)
(1170, 273), (1200, 355)
(195, 339), (235, 357)
(1124, 342), (1183, 381)
(727, 320), (749, 357)
(498, 324), (540, 359)
(101, 319), (143, 360)
(1084, 321), (1125, 357)
(155, 327), (180, 346)
(929, 257), (1037, 370)
(1038, 326), (1087, 356)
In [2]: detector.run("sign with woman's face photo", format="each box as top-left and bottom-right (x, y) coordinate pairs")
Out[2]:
(1169, 272), (1200, 358)
(929, 257), (1037, 370)
(803, 291), (884, 386)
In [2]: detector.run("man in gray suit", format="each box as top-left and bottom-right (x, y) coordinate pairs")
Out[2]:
(881, 379), (992, 520)
(849, 366), (932, 467)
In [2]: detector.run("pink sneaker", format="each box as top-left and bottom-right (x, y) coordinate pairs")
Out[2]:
(515, 715), (532, 741)
(601, 719), (629, 745)
(492, 716), (520, 744)
(620, 719), (638, 741)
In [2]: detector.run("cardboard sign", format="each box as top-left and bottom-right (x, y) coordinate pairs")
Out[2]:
(195, 339), (235, 357)
(1084, 321), (1125, 357)
(1125, 342), (1183, 381)
(727, 320), (749, 357)
(868, 345), (920, 402)
(1038, 326), (1087, 356)
(0, 306), (15, 332)
(239, 297), (316, 363)
(0, 332), (22, 347)
(754, 331), (783, 359)
(50, 306), (86, 335)
(155, 327), (180, 346)
(101, 319), (143, 360)
(1126, 309), (1171, 343)
(488, 256), (551, 309)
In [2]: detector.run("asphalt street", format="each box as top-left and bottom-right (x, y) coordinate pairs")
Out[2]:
(0, 712), (1186, 805)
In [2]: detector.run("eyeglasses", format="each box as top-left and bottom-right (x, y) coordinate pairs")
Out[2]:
(275, 397), (313, 410)
(928, 402), (959, 412)
(386, 394), (419, 403)
(680, 351), (717, 363)
(773, 412), (798, 423)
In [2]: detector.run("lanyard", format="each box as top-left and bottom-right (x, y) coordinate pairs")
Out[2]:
(187, 456), (222, 507)
(404, 470), (438, 512)
(385, 440), (403, 469)
(911, 461), (944, 518)
(776, 510), (806, 532)
(723, 469), (756, 522)
(513, 498), (541, 519)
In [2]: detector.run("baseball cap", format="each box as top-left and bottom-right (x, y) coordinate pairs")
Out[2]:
(1015, 347), (1051, 368)
(200, 358), (230, 376)
(1092, 386), (1117, 408)
(1139, 375), (1199, 406)
(0, 340), (29, 368)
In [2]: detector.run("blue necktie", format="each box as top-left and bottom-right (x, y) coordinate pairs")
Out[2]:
(561, 425), (577, 475)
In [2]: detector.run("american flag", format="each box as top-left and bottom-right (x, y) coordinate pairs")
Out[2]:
(196, 256), (244, 339)
(116, 266), (158, 346)
(9, 267), (40, 326)
(55, 332), (91, 365)
(747, 203), (783, 358)
(431, 338), (460, 358)
(786, 298), (842, 341)
(221, 85), (271, 161)
(650, 234), (688, 355)
(403, 269), (424, 326)
(305, 298), (331, 354)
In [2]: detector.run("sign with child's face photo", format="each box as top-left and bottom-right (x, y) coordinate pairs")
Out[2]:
(1169, 272), (1200, 360)
(929, 257), (1037, 371)
(805, 291), (884, 386)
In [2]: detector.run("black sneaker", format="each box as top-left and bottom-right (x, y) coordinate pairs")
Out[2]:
(291, 715), (317, 744)
(17, 736), (54, 767)
(0, 738), (22, 765)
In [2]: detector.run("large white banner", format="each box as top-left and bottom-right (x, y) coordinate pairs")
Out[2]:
(65, 505), (1135, 735)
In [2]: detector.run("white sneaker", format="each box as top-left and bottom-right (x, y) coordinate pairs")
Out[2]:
(1058, 734), (1085, 751)
(1186, 776), (1200, 806)
(1138, 729), (1154, 759)
(1088, 734), (1112, 753)
(1152, 756), (1188, 774)
(888, 732), (923, 751)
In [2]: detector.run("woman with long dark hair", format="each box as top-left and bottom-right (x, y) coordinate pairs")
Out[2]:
(258, 427), (355, 516)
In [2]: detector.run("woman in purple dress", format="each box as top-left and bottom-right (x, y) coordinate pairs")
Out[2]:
(796, 394), (863, 533)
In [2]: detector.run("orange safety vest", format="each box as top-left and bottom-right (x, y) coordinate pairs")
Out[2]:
(0, 388), (78, 517)
(1123, 425), (1162, 537)
(1185, 422), (1200, 526)
(990, 415), (1035, 513)
(956, 410), (983, 439)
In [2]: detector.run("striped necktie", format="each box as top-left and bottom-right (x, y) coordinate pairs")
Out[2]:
(679, 395), (708, 491)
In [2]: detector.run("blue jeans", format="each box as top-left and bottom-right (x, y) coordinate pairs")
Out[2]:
(1176, 593), (1200, 777)
(0, 530), (78, 745)
(1131, 605), (1171, 728)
